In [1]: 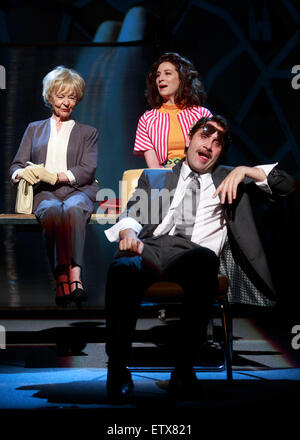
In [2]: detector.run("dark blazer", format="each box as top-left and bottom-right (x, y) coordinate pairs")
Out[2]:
(121, 160), (296, 302)
(9, 118), (99, 211)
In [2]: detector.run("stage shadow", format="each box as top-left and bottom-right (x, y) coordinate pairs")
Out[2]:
(1, 319), (286, 371)
(16, 374), (300, 409)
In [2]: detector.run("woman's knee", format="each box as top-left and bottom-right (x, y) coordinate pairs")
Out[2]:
(40, 204), (63, 225)
(64, 204), (86, 222)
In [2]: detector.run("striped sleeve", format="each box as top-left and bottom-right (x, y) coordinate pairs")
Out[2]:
(133, 112), (155, 156)
(200, 106), (213, 118)
(178, 106), (213, 139)
(189, 106), (212, 121)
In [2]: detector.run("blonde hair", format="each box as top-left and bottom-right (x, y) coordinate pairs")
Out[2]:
(42, 66), (85, 107)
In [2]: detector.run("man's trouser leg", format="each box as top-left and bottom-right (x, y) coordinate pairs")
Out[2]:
(105, 242), (161, 367)
(161, 236), (220, 367)
(105, 235), (219, 368)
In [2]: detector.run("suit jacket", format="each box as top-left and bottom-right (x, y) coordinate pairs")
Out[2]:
(121, 160), (296, 303)
(9, 118), (99, 211)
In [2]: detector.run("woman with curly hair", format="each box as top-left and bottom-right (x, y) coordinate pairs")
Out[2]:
(133, 52), (212, 168)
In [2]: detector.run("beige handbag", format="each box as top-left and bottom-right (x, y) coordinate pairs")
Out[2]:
(15, 178), (33, 214)
(14, 162), (44, 214)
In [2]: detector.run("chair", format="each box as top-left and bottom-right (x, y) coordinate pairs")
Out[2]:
(120, 169), (233, 383)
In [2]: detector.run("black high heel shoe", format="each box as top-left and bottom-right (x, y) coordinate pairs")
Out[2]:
(69, 281), (88, 308)
(55, 281), (72, 307)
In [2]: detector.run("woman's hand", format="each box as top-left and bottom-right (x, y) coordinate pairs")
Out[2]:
(57, 172), (70, 183)
(35, 168), (58, 185)
(21, 165), (59, 186)
(22, 166), (40, 185)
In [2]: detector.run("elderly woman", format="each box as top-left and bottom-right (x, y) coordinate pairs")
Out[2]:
(9, 66), (99, 307)
(134, 52), (212, 168)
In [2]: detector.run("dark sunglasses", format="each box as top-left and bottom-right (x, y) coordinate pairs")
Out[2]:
(201, 123), (227, 145)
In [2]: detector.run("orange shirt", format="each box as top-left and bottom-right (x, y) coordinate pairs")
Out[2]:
(158, 103), (185, 161)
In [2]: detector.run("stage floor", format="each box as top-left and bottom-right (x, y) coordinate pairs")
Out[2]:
(0, 308), (299, 428)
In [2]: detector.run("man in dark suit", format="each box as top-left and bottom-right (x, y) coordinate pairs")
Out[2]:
(104, 114), (296, 402)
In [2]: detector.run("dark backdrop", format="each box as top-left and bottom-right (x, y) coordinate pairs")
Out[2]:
(0, 0), (299, 309)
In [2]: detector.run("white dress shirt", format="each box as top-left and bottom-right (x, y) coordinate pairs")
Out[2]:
(105, 162), (277, 256)
(12, 116), (76, 184)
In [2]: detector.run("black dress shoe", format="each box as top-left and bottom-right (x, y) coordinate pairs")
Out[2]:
(169, 366), (201, 399)
(106, 366), (134, 403)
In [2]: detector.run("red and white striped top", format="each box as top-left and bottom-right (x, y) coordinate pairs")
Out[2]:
(133, 106), (212, 164)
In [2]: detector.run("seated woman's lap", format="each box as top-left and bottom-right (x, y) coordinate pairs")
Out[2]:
(34, 192), (94, 222)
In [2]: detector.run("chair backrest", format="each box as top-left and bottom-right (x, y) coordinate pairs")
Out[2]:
(121, 169), (144, 212)
(121, 168), (170, 211)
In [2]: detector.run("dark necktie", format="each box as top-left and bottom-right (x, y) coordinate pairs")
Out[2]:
(174, 172), (200, 239)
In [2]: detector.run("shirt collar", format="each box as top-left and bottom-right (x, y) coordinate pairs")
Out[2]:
(181, 161), (212, 179)
(181, 162), (192, 180)
(50, 115), (74, 126)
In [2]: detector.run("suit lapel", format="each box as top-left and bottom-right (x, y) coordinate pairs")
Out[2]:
(66, 121), (78, 168)
(35, 118), (78, 167)
(139, 161), (182, 238)
(165, 159), (183, 191)
(211, 164), (228, 189)
(160, 160), (182, 219)
(37, 119), (78, 167)
(212, 165), (235, 220)
(36, 119), (51, 165)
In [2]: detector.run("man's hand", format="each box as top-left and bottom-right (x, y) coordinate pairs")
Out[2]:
(119, 228), (144, 255)
(213, 166), (266, 204)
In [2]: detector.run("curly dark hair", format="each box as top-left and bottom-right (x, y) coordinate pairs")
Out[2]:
(146, 52), (207, 109)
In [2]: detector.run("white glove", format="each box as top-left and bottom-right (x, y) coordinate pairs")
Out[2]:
(35, 167), (58, 185)
(22, 166), (40, 185)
